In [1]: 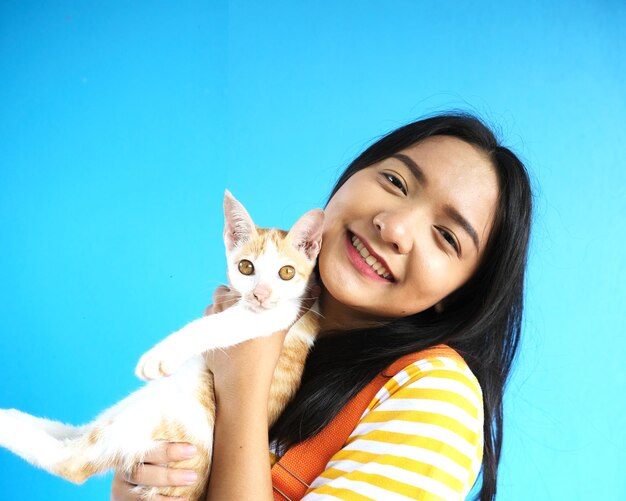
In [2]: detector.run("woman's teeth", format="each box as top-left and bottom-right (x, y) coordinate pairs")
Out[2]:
(351, 235), (392, 280)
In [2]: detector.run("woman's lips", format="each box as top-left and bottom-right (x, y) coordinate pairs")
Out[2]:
(344, 231), (393, 283)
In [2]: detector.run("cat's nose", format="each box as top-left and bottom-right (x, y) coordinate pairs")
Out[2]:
(253, 284), (272, 305)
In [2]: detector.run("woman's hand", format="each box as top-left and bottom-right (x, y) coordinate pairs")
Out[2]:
(110, 442), (199, 501)
(203, 284), (241, 317)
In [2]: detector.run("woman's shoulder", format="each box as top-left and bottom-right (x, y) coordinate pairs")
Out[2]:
(306, 345), (485, 500)
(368, 344), (483, 413)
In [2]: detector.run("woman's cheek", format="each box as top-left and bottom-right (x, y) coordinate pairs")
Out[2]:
(409, 257), (453, 304)
(318, 240), (352, 301)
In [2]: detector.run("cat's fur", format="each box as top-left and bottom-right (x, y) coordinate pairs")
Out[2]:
(0, 190), (323, 500)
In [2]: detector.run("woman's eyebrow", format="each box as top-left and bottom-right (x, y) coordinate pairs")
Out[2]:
(390, 153), (480, 251)
(444, 205), (480, 251)
(391, 154), (428, 186)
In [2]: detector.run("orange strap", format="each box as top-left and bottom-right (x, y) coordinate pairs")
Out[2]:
(271, 345), (461, 500)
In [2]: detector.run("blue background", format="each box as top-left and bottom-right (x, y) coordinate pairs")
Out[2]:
(1, 1), (625, 499)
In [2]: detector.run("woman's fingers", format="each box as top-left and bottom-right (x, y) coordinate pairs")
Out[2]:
(205, 285), (241, 316)
(126, 442), (197, 487)
(110, 442), (199, 500)
(141, 442), (198, 464)
(110, 473), (188, 501)
(213, 285), (240, 311)
(110, 472), (133, 501)
(213, 284), (232, 302)
(127, 463), (198, 487)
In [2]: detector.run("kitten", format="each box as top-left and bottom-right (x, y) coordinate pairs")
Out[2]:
(0, 190), (323, 501)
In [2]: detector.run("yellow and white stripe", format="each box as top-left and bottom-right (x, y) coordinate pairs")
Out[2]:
(303, 352), (484, 500)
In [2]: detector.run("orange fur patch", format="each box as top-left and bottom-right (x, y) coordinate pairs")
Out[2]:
(149, 418), (212, 501)
(54, 458), (101, 484)
(268, 314), (319, 425)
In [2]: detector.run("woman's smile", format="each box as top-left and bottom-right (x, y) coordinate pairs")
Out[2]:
(344, 230), (395, 283)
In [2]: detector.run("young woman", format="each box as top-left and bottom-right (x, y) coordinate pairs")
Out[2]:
(111, 113), (532, 501)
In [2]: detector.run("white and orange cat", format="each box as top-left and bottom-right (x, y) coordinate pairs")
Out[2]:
(0, 190), (323, 501)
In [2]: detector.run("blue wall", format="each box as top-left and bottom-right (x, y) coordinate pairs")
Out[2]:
(1, 1), (624, 499)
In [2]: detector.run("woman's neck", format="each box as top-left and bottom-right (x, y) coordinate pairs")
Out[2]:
(318, 287), (391, 335)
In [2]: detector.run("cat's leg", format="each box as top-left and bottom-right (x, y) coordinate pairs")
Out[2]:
(0, 409), (128, 483)
(0, 365), (215, 498)
(0, 404), (164, 484)
(0, 408), (85, 441)
(136, 302), (301, 380)
(0, 409), (105, 482)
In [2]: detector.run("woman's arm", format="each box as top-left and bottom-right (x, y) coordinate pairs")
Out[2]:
(205, 281), (320, 499)
(204, 330), (287, 500)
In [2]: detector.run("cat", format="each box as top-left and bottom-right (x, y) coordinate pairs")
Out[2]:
(0, 190), (323, 501)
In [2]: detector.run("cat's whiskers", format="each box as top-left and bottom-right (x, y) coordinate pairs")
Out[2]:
(205, 298), (243, 311)
(212, 297), (242, 305)
(297, 305), (325, 320)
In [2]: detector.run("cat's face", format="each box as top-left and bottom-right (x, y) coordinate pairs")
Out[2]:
(227, 229), (314, 311)
(222, 191), (323, 311)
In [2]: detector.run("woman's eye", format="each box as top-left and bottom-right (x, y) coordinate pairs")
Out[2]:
(383, 172), (407, 194)
(437, 228), (459, 253)
(238, 259), (255, 275)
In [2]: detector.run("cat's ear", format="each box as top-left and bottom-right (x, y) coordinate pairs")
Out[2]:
(223, 190), (257, 251)
(287, 209), (324, 261)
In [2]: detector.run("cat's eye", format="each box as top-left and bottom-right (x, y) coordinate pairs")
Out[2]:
(238, 259), (255, 275)
(278, 265), (295, 281)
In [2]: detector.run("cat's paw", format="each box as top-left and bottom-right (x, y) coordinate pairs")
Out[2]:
(135, 344), (187, 381)
(135, 349), (165, 381)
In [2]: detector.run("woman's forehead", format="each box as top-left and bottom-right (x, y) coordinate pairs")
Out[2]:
(399, 135), (493, 172)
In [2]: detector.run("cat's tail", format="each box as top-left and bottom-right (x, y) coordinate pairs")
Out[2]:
(0, 408), (118, 483)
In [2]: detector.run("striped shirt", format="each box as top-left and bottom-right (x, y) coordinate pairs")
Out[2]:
(300, 349), (484, 500)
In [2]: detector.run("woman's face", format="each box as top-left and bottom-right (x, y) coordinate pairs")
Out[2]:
(318, 135), (500, 327)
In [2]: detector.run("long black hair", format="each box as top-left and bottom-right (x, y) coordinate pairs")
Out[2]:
(269, 112), (533, 501)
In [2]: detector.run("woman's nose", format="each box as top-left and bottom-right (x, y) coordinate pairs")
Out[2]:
(373, 211), (414, 254)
